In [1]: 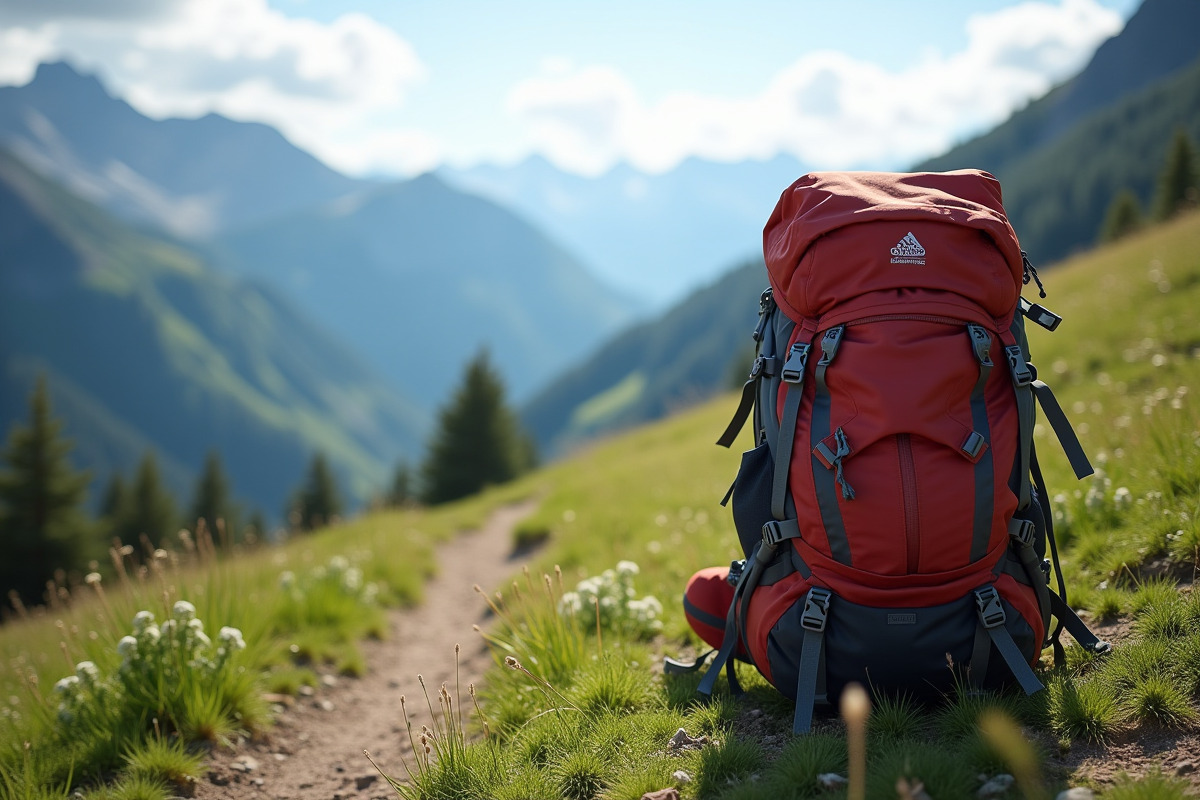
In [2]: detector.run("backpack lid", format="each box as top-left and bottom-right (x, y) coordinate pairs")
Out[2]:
(763, 170), (1024, 323)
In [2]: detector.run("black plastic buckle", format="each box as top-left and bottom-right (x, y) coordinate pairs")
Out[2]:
(800, 587), (832, 632)
(1005, 345), (1033, 386)
(962, 431), (987, 459)
(726, 559), (746, 587)
(1090, 640), (1113, 655)
(781, 344), (811, 384)
(967, 325), (993, 366)
(761, 520), (788, 547)
(749, 356), (766, 379)
(1009, 518), (1036, 548)
(975, 586), (1007, 629)
(817, 326), (844, 366)
(1019, 297), (1062, 332)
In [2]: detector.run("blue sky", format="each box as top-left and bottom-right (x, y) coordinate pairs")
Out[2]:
(0, 0), (1140, 177)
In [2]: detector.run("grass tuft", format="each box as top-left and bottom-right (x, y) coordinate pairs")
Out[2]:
(1047, 675), (1121, 743)
(1125, 674), (1197, 728)
(555, 748), (608, 800)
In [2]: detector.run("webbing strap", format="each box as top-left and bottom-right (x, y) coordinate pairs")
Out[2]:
(811, 327), (852, 565)
(793, 587), (832, 734)
(698, 534), (780, 698)
(975, 586), (1044, 695)
(696, 557), (751, 697)
(1009, 518), (1052, 643)
(1031, 381), (1094, 480)
(1048, 590), (1112, 656)
(683, 594), (727, 631)
(1004, 321), (1035, 510)
(771, 377), (805, 521)
(967, 326), (995, 563)
(717, 378), (756, 448)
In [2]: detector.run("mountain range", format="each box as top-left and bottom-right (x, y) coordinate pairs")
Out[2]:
(0, 149), (425, 515)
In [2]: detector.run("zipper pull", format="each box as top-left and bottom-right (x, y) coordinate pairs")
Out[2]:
(1021, 251), (1046, 299)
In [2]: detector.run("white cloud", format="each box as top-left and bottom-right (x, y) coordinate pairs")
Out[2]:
(0, 0), (431, 175)
(506, 0), (1123, 175)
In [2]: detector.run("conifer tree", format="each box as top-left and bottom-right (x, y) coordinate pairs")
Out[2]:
(1153, 127), (1199, 221)
(111, 451), (178, 547)
(289, 452), (342, 531)
(421, 350), (535, 505)
(0, 377), (94, 605)
(1100, 189), (1143, 243)
(187, 450), (238, 541)
(386, 460), (415, 508)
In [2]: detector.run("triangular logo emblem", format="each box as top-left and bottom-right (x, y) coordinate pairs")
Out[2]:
(890, 232), (926, 264)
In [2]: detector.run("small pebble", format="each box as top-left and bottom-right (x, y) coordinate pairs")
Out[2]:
(1056, 789), (1096, 800)
(672, 770), (692, 784)
(1177, 761), (1196, 776)
(356, 774), (378, 790)
(978, 775), (1014, 798)
(817, 773), (848, 789)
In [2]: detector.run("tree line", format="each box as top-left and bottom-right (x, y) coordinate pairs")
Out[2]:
(1100, 126), (1200, 243)
(0, 350), (534, 610)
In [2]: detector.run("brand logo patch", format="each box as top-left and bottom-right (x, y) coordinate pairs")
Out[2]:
(890, 232), (926, 265)
(887, 613), (917, 625)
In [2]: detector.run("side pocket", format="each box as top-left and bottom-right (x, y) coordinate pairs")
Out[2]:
(732, 442), (775, 558)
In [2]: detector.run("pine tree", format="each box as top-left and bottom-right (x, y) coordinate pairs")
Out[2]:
(289, 452), (342, 531)
(1100, 189), (1143, 243)
(111, 451), (178, 547)
(0, 377), (94, 605)
(386, 460), (415, 508)
(187, 450), (238, 542)
(1153, 127), (1199, 221)
(421, 350), (535, 505)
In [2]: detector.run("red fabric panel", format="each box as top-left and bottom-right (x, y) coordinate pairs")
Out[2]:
(683, 567), (738, 653)
(763, 171), (1023, 325)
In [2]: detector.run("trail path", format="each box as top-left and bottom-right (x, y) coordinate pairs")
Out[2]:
(195, 500), (540, 800)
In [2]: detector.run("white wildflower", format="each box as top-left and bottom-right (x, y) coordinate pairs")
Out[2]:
(54, 675), (79, 694)
(1113, 487), (1132, 510)
(173, 600), (196, 621)
(218, 627), (246, 651)
(117, 636), (138, 658)
(615, 560), (640, 577)
(132, 610), (155, 633)
(75, 661), (99, 685)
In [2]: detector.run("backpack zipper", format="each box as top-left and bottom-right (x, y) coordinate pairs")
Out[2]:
(840, 313), (965, 327)
(897, 433), (920, 572)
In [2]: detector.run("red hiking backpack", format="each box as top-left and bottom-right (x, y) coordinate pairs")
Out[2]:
(675, 170), (1110, 733)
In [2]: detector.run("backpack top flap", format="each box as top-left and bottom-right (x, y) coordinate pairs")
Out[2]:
(763, 170), (1024, 325)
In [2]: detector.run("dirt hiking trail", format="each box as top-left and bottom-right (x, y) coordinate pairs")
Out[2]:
(195, 500), (540, 800)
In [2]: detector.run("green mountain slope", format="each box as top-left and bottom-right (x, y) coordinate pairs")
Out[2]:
(520, 260), (765, 455)
(210, 173), (638, 408)
(915, 0), (1200, 262)
(0, 148), (427, 516)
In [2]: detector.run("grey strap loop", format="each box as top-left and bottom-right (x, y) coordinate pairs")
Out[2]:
(811, 326), (853, 565)
(717, 378), (757, 448)
(974, 586), (1044, 695)
(1006, 324), (1035, 510)
(1007, 520), (1052, 644)
(1031, 381), (1094, 480)
(1048, 590), (1112, 656)
(793, 587), (832, 734)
